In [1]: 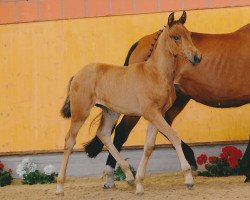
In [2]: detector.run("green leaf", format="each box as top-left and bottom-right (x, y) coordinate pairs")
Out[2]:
(0, 171), (13, 187)
(114, 162), (136, 182)
(22, 170), (58, 185)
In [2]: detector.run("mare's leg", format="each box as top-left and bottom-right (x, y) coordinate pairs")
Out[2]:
(103, 116), (140, 188)
(147, 110), (194, 188)
(135, 123), (157, 194)
(97, 109), (135, 185)
(240, 135), (250, 182)
(56, 106), (91, 195)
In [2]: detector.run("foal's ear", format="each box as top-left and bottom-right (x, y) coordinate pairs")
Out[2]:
(178, 11), (187, 24)
(168, 12), (175, 28)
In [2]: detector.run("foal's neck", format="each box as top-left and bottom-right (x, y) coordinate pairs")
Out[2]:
(145, 30), (175, 82)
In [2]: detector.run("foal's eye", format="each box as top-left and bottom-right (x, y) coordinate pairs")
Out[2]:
(172, 35), (180, 41)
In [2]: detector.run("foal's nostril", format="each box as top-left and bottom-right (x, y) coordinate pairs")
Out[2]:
(189, 54), (202, 65)
(194, 55), (201, 64)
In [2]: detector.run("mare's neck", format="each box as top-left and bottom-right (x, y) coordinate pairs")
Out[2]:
(145, 30), (176, 82)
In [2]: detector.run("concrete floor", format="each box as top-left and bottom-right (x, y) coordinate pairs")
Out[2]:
(0, 143), (247, 178)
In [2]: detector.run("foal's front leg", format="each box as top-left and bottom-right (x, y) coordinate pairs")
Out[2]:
(148, 111), (194, 188)
(135, 123), (157, 194)
(97, 109), (135, 185)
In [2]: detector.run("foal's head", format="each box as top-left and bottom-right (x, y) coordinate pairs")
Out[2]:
(163, 11), (202, 65)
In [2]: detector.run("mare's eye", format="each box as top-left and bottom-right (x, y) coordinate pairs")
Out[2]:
(172, 35), (180, 41)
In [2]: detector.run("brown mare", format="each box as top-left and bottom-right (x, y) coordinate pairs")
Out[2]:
(56, 12), (202, 195)
(85, 21), (250, 187)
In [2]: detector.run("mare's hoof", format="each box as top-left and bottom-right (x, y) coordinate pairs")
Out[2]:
(192, 170), (198, 177)
(103, 184), (116, 189)
(191, 165), (198, 171)
(126, 179), (135, 186)
(185, 183), (194, 189)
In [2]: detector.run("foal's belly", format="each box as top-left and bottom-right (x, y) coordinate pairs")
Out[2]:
(95, 98), (142, 116)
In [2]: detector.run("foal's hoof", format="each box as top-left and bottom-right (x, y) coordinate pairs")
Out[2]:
(185, 183), (194, 189)
(136, 191), (144, 195)
(55, 191), (64, 196)
(136, 184), (144, 195)
(103, 184), (116, 189)
(55, 185), (64, 196)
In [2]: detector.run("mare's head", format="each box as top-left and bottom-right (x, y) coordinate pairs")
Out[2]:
(163, 11), (202, 65)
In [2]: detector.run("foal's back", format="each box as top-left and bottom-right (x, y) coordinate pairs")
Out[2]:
(72, 62), (150, 115)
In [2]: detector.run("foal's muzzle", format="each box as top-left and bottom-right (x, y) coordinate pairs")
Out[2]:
(189, 54), (202, 65)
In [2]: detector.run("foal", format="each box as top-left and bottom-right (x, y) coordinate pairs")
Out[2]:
(56, 11), (202, 195)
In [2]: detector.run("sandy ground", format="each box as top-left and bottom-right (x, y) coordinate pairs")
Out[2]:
(0, 172), (249, 200)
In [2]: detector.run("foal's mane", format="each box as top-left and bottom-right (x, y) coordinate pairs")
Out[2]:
(144, 20), (184, 62)
(144, 29), (163, 61)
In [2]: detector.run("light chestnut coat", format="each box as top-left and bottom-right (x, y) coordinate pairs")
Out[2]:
(56, 12), (201, 195)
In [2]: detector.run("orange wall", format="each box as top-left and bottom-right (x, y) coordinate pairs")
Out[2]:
(0, 0), (250, 24)
(0, 2), (250, 154)
(0, 7), (250, 154)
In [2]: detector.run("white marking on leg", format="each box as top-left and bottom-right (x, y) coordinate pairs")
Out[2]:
(103, 165), (115, 189)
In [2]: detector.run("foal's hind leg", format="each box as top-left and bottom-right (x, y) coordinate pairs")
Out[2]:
(104, 116), (141, 188)
(135, 123), (157, 194)
(56, 104), (92, 195)
(97, 109), (135, 185)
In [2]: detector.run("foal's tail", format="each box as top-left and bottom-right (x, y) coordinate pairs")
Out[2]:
(84, 112), (104, 158)
(60, 76), (74, 118)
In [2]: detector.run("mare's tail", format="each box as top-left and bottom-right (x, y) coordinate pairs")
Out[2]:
(60, 77), (74, 118)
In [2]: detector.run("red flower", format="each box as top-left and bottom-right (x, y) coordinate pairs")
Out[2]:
(208, 156), (217, 164)
(219, 152), (227, 160)
(220, 146), (243, 169)
(205, 163), (210, 170)
(8, 168), (12, 173)
(196, 154), (208, 165)
(227, 156), (238, 169)
(222, 146), (242, 159)
(233, 149), (243, 160)
(197, 157), (203, 165)
(0, 161), (4, 171)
